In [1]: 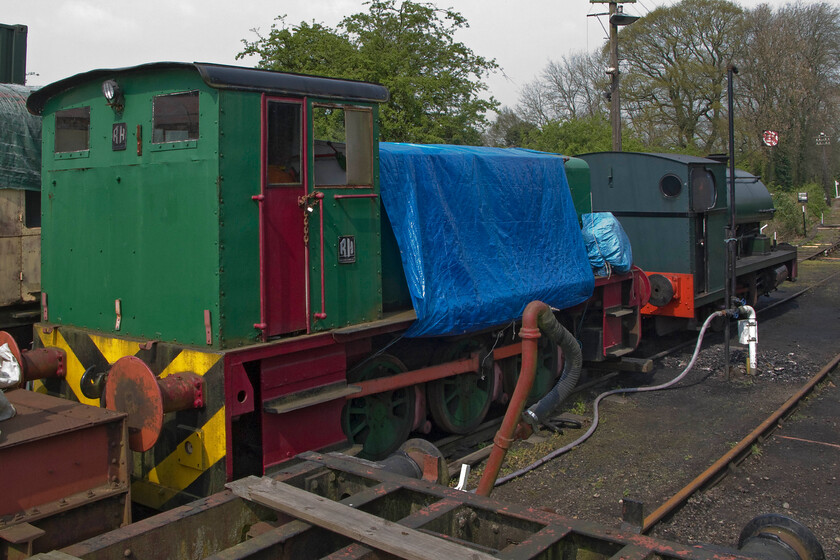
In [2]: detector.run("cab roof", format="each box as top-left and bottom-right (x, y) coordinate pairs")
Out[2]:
(26, 62), (390, 115)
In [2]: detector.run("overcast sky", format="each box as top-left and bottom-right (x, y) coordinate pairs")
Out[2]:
(6, 0), (812, 110)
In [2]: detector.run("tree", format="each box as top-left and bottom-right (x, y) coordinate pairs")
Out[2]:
(482, 107), (537, 147)
(239, 1), (499, 144)
(518, 51), (608, 126)
(618, 0), (745, 153)
(738, 2), (840, 194)
(520, 114), (644, 156)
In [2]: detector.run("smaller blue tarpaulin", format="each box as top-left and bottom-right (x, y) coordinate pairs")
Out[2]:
(581, 212), (633, 276)
(379, 143), (594, 337)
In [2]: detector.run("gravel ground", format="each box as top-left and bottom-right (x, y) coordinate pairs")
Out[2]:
(485, 257), (840, 558)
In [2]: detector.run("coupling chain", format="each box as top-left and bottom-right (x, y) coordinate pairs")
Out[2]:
(298, 191), (323, 244)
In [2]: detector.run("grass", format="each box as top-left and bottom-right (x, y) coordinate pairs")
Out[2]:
(569, 399), (587, 416)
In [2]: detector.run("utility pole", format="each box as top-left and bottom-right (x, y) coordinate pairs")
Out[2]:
(590, 0), (638, 151)
(816, 132), (831, 202)
(724, 64), (738, 380)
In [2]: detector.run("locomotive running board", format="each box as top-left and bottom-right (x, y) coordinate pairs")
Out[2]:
(585, 356), (653, 373)
(262, 381), (361, 414)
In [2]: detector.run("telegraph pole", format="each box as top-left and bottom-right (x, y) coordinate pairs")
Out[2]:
(816, 132), (831, 202)
(725, 64), (738, 380)
(590, 0), (638, 151)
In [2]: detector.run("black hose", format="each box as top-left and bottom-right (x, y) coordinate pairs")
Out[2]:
(494, 309), (725, 487)
(523, 311), (582, 427)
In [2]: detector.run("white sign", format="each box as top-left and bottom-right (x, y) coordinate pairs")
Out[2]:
(762, 130), (779, 147)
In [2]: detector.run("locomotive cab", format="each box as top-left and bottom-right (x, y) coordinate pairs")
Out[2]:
(27, 63), (388, 348)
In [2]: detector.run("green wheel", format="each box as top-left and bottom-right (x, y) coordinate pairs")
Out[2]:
(502, 337), (561, 406)
(342, 355), (415, 461)
(428, 339), (495, 434)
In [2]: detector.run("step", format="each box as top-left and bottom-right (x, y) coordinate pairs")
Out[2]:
(605, 346), (634, 358)
(605, 306), (634, 318)
(263, 381), (361, 415)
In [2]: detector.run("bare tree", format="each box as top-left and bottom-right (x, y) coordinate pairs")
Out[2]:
(518, 51), (608, 126)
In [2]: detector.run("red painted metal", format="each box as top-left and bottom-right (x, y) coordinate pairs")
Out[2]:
(262, 97), (309, 336)
(314, 192), (327, 321)
(20, 347), (66, 383)
(601, 281), (624, 349)
(641, 272), (695, 318)
(259, 342), (348, 467)
(352, 355), (479, 398)
(333, 193), (378, 200)
(160, 372), (206, 412)
(349, 343), (522, 398)
(138, 340), (157, 351)
(0, 330), (66, 383)
(41, 292), (48, 322)
(204, 309), (212, 345)
(492, 342), (521, 360)
(0, 390), (129, 523)
(635, 266), (652, 307)
(476, 301), (545, 496)
(104, 356), (205, 452)
(222, 332), (354, 477)
(105, 356), (163, 452)
(256, 94), (268, 341)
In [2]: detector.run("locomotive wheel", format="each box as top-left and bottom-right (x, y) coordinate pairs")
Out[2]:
(502, 337), (561, 406)
(428, 339), (495, 434)
(342, 355), (415, 461)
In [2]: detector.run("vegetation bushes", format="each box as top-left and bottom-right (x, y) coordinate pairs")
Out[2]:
(771, 183), (831, 239)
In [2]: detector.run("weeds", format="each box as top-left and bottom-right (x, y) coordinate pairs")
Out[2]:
(569, 399), (587, 416)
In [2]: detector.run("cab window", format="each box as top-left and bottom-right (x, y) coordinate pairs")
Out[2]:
(266, 101), (302, 185)
(55, 107), (90, 152)
(313, 105), (373, 186)
(152, 91), (199, 143)
(690, 167), (716, 211)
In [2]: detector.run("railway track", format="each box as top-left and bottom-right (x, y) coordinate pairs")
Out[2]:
(438, 254), (840, 518)
(641, 350), (840, 533)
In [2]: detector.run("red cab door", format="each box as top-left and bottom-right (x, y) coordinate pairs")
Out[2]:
(261, 98), (308, 336)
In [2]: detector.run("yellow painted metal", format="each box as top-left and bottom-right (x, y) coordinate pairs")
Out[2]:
(160, 350), (221, 378)
(90, 333), (144, 366)
(36, 327), (228, 509)
(36, 328), (97, 406)
(131, 406), (226, 508)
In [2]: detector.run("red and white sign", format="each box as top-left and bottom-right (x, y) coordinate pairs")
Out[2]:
(762, 130), (779, 147)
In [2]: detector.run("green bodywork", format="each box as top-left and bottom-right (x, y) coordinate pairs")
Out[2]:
(40, 70), (224, 347)
(305, 100), (382, 332)
(580, 152), (727, 299)
(563, 156), (592, 221)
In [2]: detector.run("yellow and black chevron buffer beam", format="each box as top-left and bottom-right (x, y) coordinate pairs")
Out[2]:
(34, 327), (226, 510)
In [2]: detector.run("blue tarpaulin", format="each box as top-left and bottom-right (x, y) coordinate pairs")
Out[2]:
(581, 212), (633, 276)
(379, 143), (594, 337)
